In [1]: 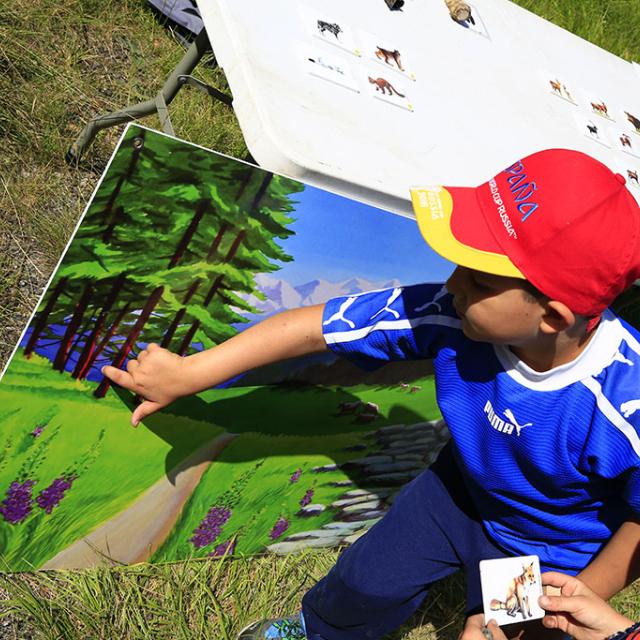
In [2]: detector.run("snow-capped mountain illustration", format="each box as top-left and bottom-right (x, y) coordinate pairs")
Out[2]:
(239, 274), (402, 316)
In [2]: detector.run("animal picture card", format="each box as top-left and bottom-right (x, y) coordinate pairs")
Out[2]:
(366, 71), (414, 111)
(581, 91), (615, 122)
(299, 43), (360, 93)
(358, 31), (416, 81)
(615, 128), (640, 158)
(449, 3), (490, 39)
(300, 6), (360, 56)
(573, 112), (611, 148)
(479, 555), (544, 626)
(617, 161), (640, 191)
(541, 71), (577, 105)
(622, 109), (640, 136)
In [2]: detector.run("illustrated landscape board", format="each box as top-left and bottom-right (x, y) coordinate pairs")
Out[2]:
(0, 125), (458, 571)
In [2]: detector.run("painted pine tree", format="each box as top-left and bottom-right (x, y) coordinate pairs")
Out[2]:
(20, 126), (303, 400)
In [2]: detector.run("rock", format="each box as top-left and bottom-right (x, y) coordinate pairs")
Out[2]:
(298, 504), (326, 516)
(365, 470), (423, 485)
(387, 439), (420, 449)
(322, 521), (369, 531)
(343, 529), (369, 544)
(339, 500), (382, 514)
(341, 509), (388, 522)
(342, 488), (395, 499)
(343, 443), (368, 452)
(343, 455), (394, 466)
(328, 480), (354, 487)
(331, 495), (381, 509)
(362, 462), (424, 475)
(266, 538), (341, 554)
(286, 529), (345, 540)
(376, 423), (407, 436)
(312, 464), (339, 473)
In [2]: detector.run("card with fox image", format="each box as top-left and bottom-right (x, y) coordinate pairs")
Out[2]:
(365, 71), (414, 112)
(479, 555), (544, 626)
(358, 31), (416, 81)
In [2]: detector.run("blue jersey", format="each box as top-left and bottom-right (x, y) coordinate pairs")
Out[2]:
(322, 283), (640, 573)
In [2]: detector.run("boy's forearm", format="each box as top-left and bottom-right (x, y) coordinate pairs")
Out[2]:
(577, 518), (640, 600)
(182, 304), (327, 394)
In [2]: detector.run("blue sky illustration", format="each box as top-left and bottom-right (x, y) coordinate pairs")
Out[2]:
(274, 185), (455, 287)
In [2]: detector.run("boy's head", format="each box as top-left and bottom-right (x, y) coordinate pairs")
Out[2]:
(411, 149), (640, 336)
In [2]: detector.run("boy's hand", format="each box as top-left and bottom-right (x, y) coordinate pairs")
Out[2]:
(460, 612), (490, 640)
(102, 344), (192, 426)
(539, 571), (632, 640)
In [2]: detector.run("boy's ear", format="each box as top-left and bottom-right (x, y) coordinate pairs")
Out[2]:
(539, 300), (576, 334)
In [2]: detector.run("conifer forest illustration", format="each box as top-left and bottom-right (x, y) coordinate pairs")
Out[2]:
(1, 126), (637, 571)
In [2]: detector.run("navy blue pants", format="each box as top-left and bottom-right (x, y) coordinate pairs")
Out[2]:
(301, 443), (509, 640)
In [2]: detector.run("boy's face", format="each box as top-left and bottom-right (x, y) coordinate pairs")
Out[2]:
(445, 267), (546, 345)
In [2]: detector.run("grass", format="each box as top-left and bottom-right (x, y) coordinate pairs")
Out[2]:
(1, 0), (640, 637)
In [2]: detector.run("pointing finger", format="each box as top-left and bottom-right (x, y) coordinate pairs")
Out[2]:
(101, 366), (136, 391)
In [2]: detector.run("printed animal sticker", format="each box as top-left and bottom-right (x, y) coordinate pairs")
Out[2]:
(358, 31), (416, 81)
(581, 91), (615, 122)
(300, 6), (360, 56)
(479, 555), (544, 627)
(622, 110), (640, 137)
(448, 2), (490, 39)
(614, 128), (640, 158)
(616, 161), (640, 192)
(366, 71), (414, 111)
(299, 43), (360, 92)
(573, 112), (611, 148)
(541, 71), (577, 105)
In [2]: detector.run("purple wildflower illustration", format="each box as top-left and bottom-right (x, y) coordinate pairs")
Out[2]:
(269, 516), (290, 540)
(209, 539), (237, 557)
(289, 468), (302, 483)
(299, 489), (314, 508)
(0, 480), (36, 524)
(189, 506), (232, 549)
(31, 424), (46, 438)
(36, 476), (77, 514)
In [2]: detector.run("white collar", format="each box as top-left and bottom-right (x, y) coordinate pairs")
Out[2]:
(493, 309), (625, 391)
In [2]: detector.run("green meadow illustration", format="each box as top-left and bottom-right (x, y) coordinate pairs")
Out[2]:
(0, 125), (455, 571)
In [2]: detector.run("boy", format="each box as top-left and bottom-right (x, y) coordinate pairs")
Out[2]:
(103, 149), (640, 640)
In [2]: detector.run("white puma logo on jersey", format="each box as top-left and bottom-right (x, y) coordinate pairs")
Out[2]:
(621, 399), (640, 419)
(414, 285), (448, 313)
(370, 287), (402, 320)
(612, 350), (634, 367)
(323, 296), (357, 328)
(484, 401), (533, 436)
(503, 408), (533, 436)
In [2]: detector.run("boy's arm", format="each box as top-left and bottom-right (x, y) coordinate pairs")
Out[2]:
(576, 516), (640, 600)
(102, 304), (327, 425)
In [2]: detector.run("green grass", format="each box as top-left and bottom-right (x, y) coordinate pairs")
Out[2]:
(1, 0), (640, 637)
(0, 353), (440, 569)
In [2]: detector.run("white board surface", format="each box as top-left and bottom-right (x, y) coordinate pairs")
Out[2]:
(197, 0), (640, 215)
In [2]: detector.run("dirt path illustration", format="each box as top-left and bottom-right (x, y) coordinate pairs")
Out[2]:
(42, 432), (237, 569)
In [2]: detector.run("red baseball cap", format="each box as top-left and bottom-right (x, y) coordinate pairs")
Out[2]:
(410, 149), (640, 317)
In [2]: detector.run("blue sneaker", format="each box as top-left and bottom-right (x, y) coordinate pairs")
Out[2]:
(237, 613), (307, 639)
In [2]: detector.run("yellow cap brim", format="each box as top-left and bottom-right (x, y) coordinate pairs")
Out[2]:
(410, 186), (524, 279)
